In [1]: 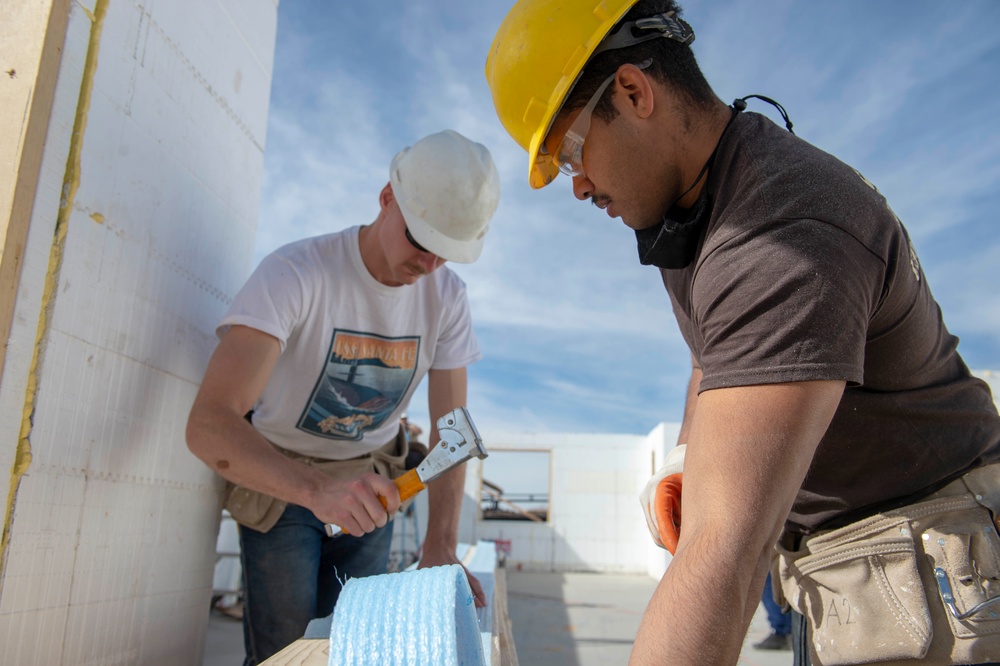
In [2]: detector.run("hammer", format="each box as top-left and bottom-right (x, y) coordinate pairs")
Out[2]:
(325, 406), (488, 537)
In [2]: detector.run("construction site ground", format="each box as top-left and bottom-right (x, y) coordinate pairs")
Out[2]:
(203, 570), (791, 665)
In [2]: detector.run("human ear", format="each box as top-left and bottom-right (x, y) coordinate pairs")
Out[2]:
(378, 182), (394, 210)
(615, 64), (654, 120)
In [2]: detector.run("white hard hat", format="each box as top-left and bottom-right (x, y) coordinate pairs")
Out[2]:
(389, 130), (500, 264)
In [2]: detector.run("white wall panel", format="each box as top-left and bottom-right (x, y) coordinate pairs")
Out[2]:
(0, 0), (277, 663)
(462, 428), (666, 574)
(0, 2), (91, 522)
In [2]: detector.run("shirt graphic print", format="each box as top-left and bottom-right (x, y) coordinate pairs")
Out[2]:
(296, 329), (420, 440)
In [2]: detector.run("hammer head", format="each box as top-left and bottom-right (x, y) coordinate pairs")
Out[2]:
(414, 406), (488, 484)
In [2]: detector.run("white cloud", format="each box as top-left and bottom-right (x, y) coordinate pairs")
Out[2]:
(256, 67), (391, 260)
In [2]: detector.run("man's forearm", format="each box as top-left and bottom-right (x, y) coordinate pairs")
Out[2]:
(187, 402), (328, 508)
(632, 380), (844, 664)
(188, 402), (401, 533)
(186, 325), (400, 534)
(424, 464), (465, 549)
(630, 539), (767, 664)
(185, 325), (329, 508)
(423, 366), (469, 551)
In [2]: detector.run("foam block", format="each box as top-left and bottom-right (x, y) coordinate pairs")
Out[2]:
(329, 564), (486, 666)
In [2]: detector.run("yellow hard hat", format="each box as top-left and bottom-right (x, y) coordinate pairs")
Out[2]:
(485, 0), (638, 189)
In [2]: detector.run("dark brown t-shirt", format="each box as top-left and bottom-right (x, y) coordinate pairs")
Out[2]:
(662, 112), (1000, 534)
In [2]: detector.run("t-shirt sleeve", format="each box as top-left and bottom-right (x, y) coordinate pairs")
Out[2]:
(430, 276), (482, 370)
(217, 252), (306, 351)
(694, 218), (883, 391)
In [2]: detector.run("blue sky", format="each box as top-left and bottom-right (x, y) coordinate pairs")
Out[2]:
(256, 0), (1000, 436)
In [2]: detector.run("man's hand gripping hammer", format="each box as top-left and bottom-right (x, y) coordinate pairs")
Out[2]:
(325, 406), (488, 537)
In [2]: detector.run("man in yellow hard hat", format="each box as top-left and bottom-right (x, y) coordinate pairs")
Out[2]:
(187, 130), (498, 664)
(486, 2), (1000, 665)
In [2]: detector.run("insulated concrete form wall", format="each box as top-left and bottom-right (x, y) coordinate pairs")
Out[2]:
(463, 427), (679, 574)
(0, 1), (277, 664)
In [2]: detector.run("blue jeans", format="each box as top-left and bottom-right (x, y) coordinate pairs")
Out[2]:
(762, 572), (791, 635)
(238, 503), (393, 665)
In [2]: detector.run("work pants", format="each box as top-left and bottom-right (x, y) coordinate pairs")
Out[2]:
(238, 503), (393, 665)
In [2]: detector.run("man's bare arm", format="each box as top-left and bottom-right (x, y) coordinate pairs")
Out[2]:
(417, 367), (486, 605)
(185, 325), (399, 535)
(630, 379), (845, 665)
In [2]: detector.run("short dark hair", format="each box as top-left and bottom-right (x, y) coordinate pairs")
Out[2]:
(560, 0), (718, 123)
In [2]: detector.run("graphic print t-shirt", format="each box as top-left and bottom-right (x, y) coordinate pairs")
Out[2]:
(218, 227), (481, 459)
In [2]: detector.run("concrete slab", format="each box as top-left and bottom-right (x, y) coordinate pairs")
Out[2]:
(504, 571), (792, 666)
(203, 607), (244, 665)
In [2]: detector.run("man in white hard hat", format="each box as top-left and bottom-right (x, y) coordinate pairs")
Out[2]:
(186, 129), (499, 664)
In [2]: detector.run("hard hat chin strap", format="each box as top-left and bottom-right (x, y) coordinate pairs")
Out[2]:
(591, 11), (695, 58)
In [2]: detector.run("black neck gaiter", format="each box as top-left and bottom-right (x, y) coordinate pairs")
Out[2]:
(635, 104), (744, 270)
(635, 191), (711, 269)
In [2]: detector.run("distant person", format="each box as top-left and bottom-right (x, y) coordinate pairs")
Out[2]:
(400, 413), (429, 471)
(485, 1), (1000, 664)
(186, 130), (499, 664)
(754, 572), (791, 651)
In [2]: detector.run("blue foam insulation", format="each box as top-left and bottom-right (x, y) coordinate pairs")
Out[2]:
(328, 562), (487, 665)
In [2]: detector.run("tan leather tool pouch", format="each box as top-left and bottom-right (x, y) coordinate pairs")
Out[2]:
(224, 426), (410, 534)
(778, 521), (931, 665)
(224, 483), (289, 534)
(778, 462), (1000, 666)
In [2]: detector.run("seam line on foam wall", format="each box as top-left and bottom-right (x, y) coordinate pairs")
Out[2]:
(0, 0), (109, 591)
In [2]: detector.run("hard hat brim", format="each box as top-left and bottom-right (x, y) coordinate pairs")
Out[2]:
(391, 170), (487, 265)
(388, 131), (498, 264)
(398, 197), (486, 264)
(528, 133), (561, 190)
(487, 0), (637, 190)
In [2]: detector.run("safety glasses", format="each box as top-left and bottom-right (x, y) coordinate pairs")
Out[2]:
(553, 73), (615, 178)
(551, 60), (651, 179)
(404, 225), (430, 253)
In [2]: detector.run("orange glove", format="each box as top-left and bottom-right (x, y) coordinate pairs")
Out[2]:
(639, 444), (685, 554)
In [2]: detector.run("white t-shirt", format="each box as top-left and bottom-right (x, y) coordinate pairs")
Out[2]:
(218, 226), (481, 459)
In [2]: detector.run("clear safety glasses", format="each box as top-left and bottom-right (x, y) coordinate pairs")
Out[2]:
(551, 59), (651, 179)
(553, 73), (615, 178)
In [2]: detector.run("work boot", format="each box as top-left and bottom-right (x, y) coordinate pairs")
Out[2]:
(753, 632), (791, 650)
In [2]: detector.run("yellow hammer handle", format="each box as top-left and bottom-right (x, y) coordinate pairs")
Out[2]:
(329, 469), (427, 537)
(378, 468), (426, 509)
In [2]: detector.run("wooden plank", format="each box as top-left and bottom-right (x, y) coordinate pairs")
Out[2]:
(260, 638), (328, 666)
(493, 567), (519, 666)
(0, 0), (70, 384)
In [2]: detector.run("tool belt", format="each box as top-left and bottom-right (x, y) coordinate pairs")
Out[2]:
(224, 426), (410, 533)
(776, 463), (1000, 666)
